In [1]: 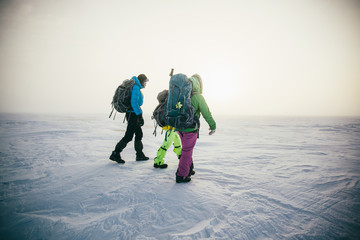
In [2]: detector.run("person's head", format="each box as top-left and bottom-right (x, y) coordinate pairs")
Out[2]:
(138, 74), (149, 88)
(189, 74), (203, 94)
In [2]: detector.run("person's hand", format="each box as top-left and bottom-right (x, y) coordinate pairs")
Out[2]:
(138, 114), (144, 126)
(209, 128), (216, 135)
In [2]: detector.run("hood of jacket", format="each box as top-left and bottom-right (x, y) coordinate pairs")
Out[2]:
(132, 76), (144, 89)
(189, 74), (203, 94)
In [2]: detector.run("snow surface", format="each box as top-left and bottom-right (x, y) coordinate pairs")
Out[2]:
(0, 113), (359, 240)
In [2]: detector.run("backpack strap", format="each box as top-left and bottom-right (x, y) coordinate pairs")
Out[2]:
(153, 120), (158, 136)
(109, 107), (115, 119)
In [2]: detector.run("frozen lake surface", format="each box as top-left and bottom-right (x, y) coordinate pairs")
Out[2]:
(0, 113), (359, 239)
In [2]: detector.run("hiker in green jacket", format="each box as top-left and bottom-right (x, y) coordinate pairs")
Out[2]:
(176, 74), (216, 183)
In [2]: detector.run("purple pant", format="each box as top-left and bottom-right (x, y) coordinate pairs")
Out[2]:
(177, 131), (198, 178)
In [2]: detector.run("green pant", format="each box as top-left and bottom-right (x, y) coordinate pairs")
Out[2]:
(154, 130), (182, 165)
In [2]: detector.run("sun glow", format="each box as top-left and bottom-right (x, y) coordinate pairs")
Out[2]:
(200, 68), (241, 115)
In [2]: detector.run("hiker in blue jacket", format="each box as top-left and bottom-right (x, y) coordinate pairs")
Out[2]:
(110, 74), (150, 163)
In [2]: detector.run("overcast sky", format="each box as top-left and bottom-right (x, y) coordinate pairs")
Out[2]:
(0, 0), (359, 116)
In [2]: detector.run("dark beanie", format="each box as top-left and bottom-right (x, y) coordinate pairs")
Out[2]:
(138, 74), (148, 84)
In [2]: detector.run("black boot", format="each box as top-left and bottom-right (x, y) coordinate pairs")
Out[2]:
(154, 163), (168, 168)
(176, 169), (191, 183)
(110, 140), (127, 163)
(135, 141), (149, 161)
(109, 151), (125, 164)
(176, 175), (191, 183)
(137, 153), (149, 161)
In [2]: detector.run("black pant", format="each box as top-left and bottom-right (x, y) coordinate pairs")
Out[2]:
(115, 112), (143, 153)
(123, 112), (143, 142)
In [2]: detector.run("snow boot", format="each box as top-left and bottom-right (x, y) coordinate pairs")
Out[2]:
(154, 162), (168, 168)
(176, 175), (191, 183)
(154, 156), (168, 168)
(136, 152), (149, 161)
(109, 151), (125, 164)
(135, 140), (149, 161)
(111, 139), (127, 163)
(176, 170), (191, 183)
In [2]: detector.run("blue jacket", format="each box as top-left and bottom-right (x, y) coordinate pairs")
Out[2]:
(130, 76), (143, 115)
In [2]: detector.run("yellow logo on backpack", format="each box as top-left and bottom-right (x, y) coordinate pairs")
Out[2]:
(175, 102), (183, 109)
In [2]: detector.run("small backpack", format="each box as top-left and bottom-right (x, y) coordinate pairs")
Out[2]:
(166, 73), (198, 130)
(109, 79), (135, 119)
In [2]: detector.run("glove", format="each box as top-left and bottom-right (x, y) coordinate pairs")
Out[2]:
(138, 114), (144, 126)
(209, 129), (216, 135)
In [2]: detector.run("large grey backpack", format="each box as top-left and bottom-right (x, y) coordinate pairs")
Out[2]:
(109, 79), (135, 119)
(152, 90), (168, 128)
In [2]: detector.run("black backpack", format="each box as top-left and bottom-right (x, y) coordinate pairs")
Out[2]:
(152, 90), (168, 128)
(109, 79), (135, 119)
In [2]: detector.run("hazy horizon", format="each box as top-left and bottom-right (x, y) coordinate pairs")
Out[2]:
(1, 0), (359, 117)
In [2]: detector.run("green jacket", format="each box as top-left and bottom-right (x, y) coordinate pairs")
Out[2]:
(179, 74), (216, 132)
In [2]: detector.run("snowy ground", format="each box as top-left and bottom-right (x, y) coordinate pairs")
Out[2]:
(0, 113), (359, 240)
